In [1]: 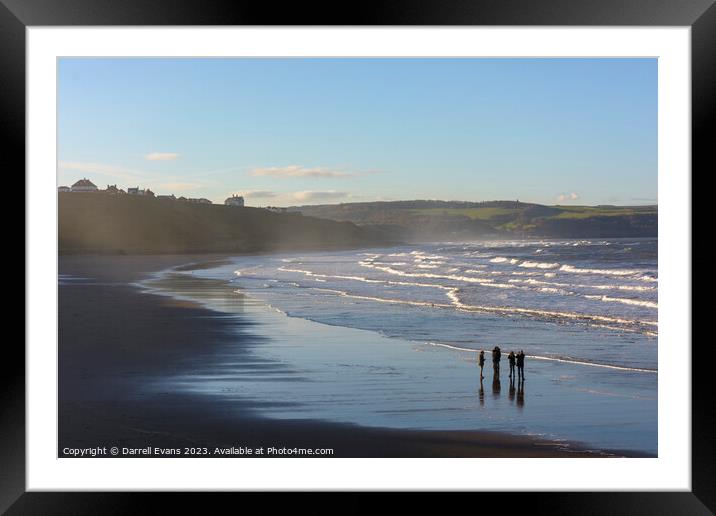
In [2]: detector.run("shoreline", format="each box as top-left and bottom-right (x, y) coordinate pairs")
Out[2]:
(59, 254), (653, 458)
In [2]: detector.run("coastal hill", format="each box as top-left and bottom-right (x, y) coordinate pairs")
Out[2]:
(59, 194), (657, 254)
(289, 200), (657, 240)
(59, 193), (394, 254)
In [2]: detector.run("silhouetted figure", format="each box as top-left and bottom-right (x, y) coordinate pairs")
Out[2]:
(492, 346), (501, 375)
(492, 374), (501, 398)
(516, 350), (526, 380)
(508, 376), (516, 403)
(516, 379), (525, 408)
(478, 350), (485, 379)
(508, 351), (516, 378)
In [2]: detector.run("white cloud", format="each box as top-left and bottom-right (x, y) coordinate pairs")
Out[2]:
(237, 190), (278, 199)
(291, 190), (350, 203)
(145, 152), (180, 161)
(556, 192), (581, 202)
(251, 165), (354, 179)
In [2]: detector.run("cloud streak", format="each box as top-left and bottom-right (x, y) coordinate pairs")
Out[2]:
(145, 152), (180, 161)
(291, 190), (350, 203)
(251, 165), (357, 179)
(237, 190), (279, 199)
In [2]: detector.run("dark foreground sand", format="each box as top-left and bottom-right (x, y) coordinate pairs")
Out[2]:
(59, 255), (624, 458)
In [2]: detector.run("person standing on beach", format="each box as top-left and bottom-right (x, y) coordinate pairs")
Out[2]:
(516, 350), (526, 380)
(508, 351), (516, 378)
(492, 346), (501, 375)
(478, 350), (486, 379)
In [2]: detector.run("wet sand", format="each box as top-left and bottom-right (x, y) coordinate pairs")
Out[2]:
(59, 255), (637, 457)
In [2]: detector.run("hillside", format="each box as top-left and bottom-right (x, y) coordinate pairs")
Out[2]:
(59, 193), (394, 254)
(289, 200), (657, 240)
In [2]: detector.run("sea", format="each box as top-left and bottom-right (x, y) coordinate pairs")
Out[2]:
(146, 238), (658, 454)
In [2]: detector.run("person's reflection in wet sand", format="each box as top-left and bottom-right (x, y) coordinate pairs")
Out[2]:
(516, 379), (525, 409)
(492, 371), (501, 398)
(508, 376), (516, 403)
(478, 377), (485, 407)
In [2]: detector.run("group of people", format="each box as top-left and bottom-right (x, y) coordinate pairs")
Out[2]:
(477, 346), (526, 381)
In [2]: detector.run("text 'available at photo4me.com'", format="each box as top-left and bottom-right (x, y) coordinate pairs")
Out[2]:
(61, 445), (336, 457)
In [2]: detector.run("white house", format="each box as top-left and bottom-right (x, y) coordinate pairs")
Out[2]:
(127, 187), (154, 197)
(57, 186), (71, 193)
(71, 178), (98, 192)
(224, 195), (245, 207)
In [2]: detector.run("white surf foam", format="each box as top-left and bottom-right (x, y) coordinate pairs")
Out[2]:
(585, 295), (658, 309)
(519, 260), (560, 269)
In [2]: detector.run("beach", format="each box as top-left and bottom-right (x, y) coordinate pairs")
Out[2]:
(58, 254), (652, 458)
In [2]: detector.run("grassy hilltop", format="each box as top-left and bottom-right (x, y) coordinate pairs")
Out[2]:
(59, 193), (393, 255)
(289, 200), (657, 240)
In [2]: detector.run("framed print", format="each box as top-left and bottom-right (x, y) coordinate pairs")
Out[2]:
(6, 0), (713, 512)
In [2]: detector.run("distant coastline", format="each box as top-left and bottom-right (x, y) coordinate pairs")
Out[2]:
(59, 192), (656, 256)
(290, 200), (658, 241)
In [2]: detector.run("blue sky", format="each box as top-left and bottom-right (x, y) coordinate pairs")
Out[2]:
(58, 58), (657, 206)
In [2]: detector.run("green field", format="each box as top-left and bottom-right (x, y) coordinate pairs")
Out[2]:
(550, 205), (657, 219)
(409, 207), (522, 220)
(410, 205), (656, 221)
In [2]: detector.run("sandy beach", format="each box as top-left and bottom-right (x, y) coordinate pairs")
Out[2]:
(58, 254), (648, 458)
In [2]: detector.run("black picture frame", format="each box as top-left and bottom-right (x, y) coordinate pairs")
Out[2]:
(5, 0), (711, 512)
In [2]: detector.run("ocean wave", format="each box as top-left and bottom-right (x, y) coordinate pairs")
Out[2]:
(276, 259), (657, 336)
(360, 261), (520, 289)
(490, 257), (519, 264)
(278, 266), (455, 292)
(585, 295), (658, 309)
(508, 277), (656, 292)
(410, 251), (447, 260)
(560, 264), (657, 282)
(280, 264), (655, 331)
(311, 287), (451, 309)
(538, 287), (572, 295)
(519, 260), (561, 269)
(446, 290), (657, 331)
